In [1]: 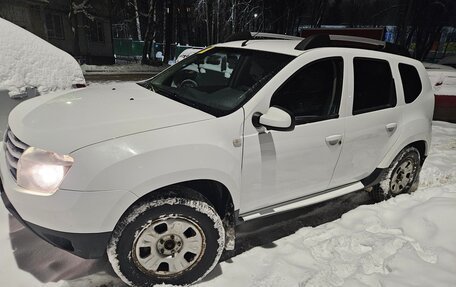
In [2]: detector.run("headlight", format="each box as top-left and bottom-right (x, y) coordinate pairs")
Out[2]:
(17, 147), (74, 195)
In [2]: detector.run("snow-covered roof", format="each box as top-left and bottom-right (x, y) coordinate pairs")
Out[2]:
(0, 18), (85, 97)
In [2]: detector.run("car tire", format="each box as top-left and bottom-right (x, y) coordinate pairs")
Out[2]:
(369, 147), (421, 201)
(107, 187), (225, 286)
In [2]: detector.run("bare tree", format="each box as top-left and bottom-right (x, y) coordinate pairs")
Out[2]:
(68, 0), (95, 59)
(141, 0), (156, 64)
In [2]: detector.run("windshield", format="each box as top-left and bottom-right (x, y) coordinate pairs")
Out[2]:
(139, 47), (294, 116)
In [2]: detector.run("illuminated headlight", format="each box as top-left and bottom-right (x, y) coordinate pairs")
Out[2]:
(17, 147), (74, 195)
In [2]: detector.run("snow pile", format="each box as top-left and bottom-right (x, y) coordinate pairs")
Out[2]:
(0, 18), (85, 97)
(195, 184), (456, 287)
(426, 65), (456, 96)
(419, 121), (456, 188)
(0, 122), (455, 287)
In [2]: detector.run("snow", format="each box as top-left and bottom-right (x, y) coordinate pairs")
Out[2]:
(0, 121), (456, 287)
(0, 18), (85, 98)
(426, 65), (456, 96)
(81, 64), (164, 74)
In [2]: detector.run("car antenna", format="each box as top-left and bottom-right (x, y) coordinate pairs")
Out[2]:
(242, 17), (264, 47)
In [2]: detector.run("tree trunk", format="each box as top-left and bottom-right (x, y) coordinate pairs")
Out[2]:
(133, 0), (142, 40)
(141, 0), (155, 65)
(68, 0), (81, 59)
(205, 0), (211, 45)
(164, 0), (174, 63)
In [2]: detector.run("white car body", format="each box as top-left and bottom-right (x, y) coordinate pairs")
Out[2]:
(1, 38), (433, 261)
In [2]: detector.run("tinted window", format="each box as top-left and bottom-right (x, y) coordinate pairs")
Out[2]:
(353, 58), (396, 115)
(271, 57), (343, 124)
(399, 63), (422, 103)
(143, 48), (293, 117)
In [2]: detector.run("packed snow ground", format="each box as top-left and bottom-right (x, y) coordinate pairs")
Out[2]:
(0, 121), (455, 287)
(0, 18), (85, 97)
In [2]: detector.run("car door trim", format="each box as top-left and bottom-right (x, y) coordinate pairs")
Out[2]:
(239, 181), (364, 221)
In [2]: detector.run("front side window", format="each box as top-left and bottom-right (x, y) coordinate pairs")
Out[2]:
(353, 58), (396, 115)
(141, 47), (294, 116)
(271, 57), (344, 124)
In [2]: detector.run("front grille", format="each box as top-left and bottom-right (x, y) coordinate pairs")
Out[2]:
(4, 128), (28, 179)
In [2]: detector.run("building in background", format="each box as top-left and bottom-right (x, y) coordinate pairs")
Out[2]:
(0, 0), (114, 64)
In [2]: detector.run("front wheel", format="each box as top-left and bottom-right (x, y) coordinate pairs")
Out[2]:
(107, 189), (225, 286)
(369, 147), (421, 201)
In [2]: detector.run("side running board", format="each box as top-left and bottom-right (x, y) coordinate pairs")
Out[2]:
(240, 182), (364, 221)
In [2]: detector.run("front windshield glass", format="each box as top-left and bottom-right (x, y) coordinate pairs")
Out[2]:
(140, 47), (294, 116)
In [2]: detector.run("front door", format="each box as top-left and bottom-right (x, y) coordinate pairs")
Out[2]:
(241, 57), (346, 213)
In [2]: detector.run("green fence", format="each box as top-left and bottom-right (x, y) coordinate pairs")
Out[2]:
(114, 39), (144, 57)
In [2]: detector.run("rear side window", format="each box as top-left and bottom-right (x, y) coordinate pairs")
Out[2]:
(353, 58), (396, 115)
(399, 63), (422, 103)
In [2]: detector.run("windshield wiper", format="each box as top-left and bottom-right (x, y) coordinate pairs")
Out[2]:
(137, 81), (156, 92)
(153, 85), (199, 109)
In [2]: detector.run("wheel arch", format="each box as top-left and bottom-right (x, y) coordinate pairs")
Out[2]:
(364, 139), (428, 188)
(117, 179), (237, 250)
(378, 133), (430, 169)
(407, 140), (427, 166)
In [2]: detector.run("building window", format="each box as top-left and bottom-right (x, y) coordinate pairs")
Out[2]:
(89, 20), (105, 42)
(45, 13), (65, 39)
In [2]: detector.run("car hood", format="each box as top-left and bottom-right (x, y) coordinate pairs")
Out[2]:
(8, 82), (214, 154)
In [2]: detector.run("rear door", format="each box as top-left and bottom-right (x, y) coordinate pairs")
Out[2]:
(330, 55), (401, 187)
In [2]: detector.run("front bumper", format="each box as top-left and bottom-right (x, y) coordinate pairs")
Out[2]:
(0, 142), (139, 259)
(0, 180), (110, 258)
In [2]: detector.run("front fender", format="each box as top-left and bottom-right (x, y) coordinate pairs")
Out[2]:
(60, 110), (243, 209)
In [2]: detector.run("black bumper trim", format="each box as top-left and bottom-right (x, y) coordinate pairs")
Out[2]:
(0, 178), (111, 259)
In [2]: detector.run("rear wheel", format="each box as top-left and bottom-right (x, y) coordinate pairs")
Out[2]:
(369, 147), (421, 201)
(107, 188), (225, 286)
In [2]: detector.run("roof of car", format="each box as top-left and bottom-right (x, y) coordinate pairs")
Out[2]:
(214, 40), (305, 56)
(216, 33), (415, 60)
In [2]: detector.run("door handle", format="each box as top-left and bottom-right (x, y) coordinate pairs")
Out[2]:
(325, 135), (342, 146)
(386, 123), (397, 132)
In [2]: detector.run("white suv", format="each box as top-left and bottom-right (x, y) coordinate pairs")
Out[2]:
(0, 34), (433, 286)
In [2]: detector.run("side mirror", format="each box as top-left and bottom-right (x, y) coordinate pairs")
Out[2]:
(252, 106), (295, 131)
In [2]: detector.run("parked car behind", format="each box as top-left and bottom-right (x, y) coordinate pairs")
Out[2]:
(0, 18), (85, 98)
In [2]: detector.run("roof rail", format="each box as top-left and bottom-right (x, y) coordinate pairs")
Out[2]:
(250, 32), (303, 40)
(295, 34), (410, 57)
(224, 31), (302, 43)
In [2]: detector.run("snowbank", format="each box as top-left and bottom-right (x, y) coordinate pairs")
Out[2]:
(425, 64), (456, 96)
(81, 63), (163, 73)
(0, 18), (85, 98)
